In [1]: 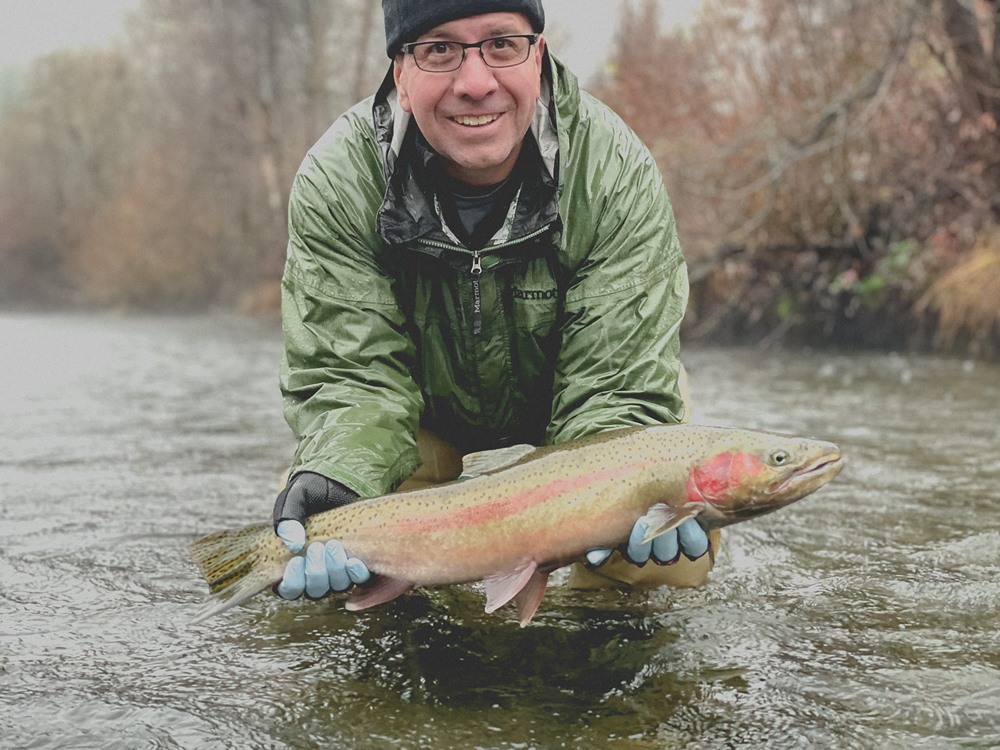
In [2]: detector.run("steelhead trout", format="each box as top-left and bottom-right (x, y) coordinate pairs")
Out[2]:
(189, 424), (843, 625)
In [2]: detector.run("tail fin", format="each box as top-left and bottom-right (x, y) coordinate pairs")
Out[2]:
(188, 522), (284, 624)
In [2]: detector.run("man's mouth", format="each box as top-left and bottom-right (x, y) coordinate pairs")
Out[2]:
(451, 114), (500, 127)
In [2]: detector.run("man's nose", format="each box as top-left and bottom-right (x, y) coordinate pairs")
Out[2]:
(452, 51), (499, 99)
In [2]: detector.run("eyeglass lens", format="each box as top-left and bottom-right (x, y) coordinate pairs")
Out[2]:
(412, 36), (533, 72)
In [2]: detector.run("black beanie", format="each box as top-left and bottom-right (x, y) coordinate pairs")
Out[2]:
(383, 0), (545, 57)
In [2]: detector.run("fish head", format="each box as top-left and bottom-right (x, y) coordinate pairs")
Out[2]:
(685, 430), (844, 526)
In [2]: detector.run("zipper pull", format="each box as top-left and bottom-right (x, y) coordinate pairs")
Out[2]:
(471, 251), (482, 276)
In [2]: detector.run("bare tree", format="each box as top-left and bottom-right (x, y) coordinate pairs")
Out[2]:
(601, 0), (1000, 353)
(0, 50), (138, 305)
(939, 0), (1000, 123)
(0, 0), (389, 310)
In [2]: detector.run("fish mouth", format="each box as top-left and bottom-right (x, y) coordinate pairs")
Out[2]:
(768, 451), (844, 497)
(729, 505), (778, 520)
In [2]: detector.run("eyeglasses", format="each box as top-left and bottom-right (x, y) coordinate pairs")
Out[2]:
(401, 34), (539, 73)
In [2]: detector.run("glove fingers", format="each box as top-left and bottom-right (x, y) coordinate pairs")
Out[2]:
(276, 519), (307, 553)
(304, 541), (331, 598)
(276, 556), (306, 600)
(651, 529), (680, 564)
(345, 558), (371, 586)
(585, 548), (614, 567)
(624, 520), (652, 564)
(677, 518), (709, 560)
(324, 540), (351, 592)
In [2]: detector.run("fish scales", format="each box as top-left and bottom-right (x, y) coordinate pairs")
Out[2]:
(303, 432), (690, 581)
(189, 424), (843, 625)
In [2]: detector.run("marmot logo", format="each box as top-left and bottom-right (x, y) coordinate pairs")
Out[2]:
(512, 287), (558, 300)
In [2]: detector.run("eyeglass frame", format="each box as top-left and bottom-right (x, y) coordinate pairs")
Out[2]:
(400, 34), (540, 73)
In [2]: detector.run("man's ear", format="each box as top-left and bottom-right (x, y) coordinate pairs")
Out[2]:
(393, 57), (413, 113)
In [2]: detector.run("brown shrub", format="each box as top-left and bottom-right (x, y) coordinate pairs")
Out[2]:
(917, 229), (1000, 357)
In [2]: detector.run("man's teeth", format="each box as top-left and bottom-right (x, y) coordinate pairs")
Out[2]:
(453, 114), (498, 126)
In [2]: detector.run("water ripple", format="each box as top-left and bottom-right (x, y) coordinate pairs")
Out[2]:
(3, 322), (1000, 748)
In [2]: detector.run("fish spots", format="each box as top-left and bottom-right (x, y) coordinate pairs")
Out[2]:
(394, 461), (652, 535)
(686, 451), (765, 504)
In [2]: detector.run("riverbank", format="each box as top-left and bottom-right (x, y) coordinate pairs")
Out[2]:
(684, 238), (1000, 361)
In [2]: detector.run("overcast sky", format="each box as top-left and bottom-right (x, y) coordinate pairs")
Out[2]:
(0, 1), (702, 83)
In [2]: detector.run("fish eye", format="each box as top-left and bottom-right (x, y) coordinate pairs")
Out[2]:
(770, 450), (791, 466)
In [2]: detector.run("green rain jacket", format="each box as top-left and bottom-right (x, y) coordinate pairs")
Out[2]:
(279, 54), (689, 499)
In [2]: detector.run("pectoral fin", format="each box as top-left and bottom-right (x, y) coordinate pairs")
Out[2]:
(344, 576), (414, 612)
(483, 561), (539, 614)
(639, 503), (703, 544)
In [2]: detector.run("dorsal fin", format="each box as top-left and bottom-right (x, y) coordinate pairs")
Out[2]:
(460, 444), (537, 478)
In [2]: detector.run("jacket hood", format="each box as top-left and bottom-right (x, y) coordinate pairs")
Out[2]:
(372, 52), (572, 249)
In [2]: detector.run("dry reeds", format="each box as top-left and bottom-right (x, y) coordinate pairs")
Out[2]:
(917, 230), (1000, 356)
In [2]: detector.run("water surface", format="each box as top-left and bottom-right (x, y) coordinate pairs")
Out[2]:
(1, 314), (998, 749)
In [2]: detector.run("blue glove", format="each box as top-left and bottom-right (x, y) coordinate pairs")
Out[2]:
(275, 533), (371, 600)
(585, 517), (709, 567)
(272, 472), (371, 600)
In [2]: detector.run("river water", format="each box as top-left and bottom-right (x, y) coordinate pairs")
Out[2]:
(1, 313), (998, 749)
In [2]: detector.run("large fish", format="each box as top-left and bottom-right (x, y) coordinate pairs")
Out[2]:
(189, 424), (843, 626)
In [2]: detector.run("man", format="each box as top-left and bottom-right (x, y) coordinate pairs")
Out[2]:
(271, 0), (717, 602)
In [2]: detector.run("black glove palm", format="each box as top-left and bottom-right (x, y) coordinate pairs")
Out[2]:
(272, 471), (359, 531)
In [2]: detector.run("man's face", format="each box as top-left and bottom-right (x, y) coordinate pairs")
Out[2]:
(393, 12), (545, 186)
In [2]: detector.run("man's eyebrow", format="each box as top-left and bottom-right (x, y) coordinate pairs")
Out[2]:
(417, 25), (527, 42)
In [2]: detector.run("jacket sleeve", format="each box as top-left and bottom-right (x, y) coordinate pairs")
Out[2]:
(546, 106), (688, 444)
(279, 117), (423, 498)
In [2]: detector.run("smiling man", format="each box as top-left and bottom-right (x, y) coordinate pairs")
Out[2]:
(271, 0), (717, 602)
(394, 13), (543, 185)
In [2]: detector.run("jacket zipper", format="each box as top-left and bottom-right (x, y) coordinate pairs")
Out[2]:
(470, 250), (483, 336)
(414, 221), (555, 260)
(415, 221), (556, 337)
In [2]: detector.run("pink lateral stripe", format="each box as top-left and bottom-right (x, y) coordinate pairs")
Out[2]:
(396, 460), (651, 535)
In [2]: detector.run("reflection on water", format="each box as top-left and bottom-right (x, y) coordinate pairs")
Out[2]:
(1, 314), (999, 749)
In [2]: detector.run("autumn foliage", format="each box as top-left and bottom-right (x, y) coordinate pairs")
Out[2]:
(1, 0), (998, 357)
(599, 0), (1000, 356)
(0, 0), (386, 311)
